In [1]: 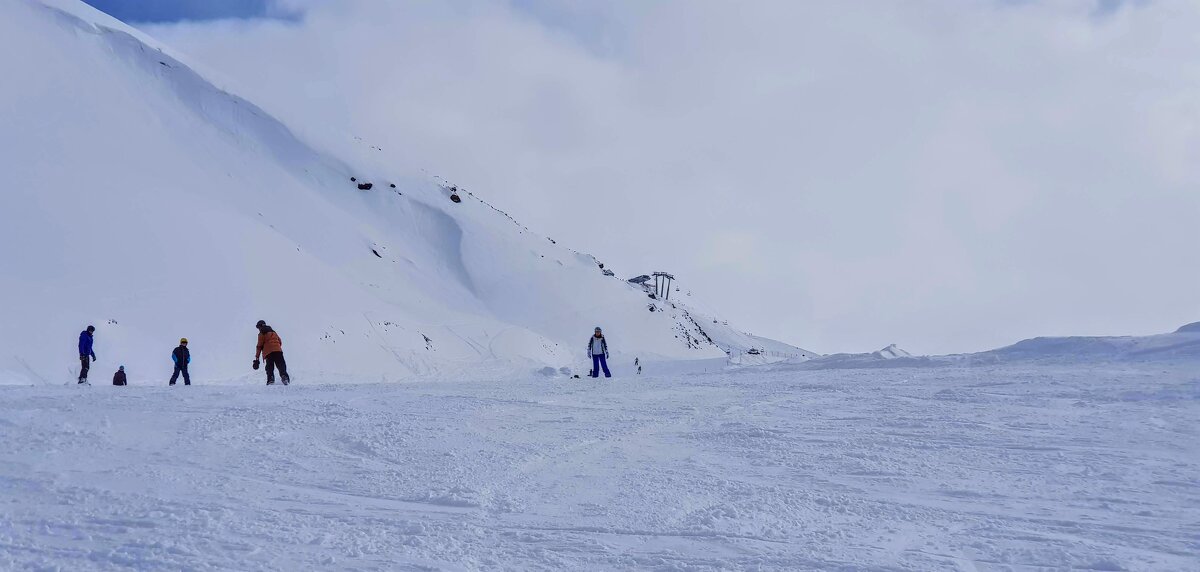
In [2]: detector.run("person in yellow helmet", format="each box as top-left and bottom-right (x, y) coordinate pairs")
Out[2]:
(169, 338), (191, 386)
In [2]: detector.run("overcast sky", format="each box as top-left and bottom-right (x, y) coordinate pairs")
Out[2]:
(85, 0), (1199, 355)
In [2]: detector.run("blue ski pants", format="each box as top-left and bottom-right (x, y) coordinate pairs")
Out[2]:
(592, 354), (611, 378)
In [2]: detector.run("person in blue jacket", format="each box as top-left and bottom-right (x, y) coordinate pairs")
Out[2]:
(588, 327), (611, 378)
(77, 325), (96, 384)
(169, 338), (191, 386)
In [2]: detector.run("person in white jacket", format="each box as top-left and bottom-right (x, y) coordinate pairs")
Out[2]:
(587, 327), (611, 378)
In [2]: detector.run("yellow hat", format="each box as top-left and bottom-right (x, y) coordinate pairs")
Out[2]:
(180, 338), (188, 344)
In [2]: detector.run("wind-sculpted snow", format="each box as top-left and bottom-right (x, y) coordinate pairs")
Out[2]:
(0, 364), (1196, 570)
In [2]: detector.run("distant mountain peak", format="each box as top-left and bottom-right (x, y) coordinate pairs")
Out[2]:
(873, 344), (912, 359)
(1175, 322), (1200, 333)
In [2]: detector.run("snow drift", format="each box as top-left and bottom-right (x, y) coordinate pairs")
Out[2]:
(0, 0), (807, 385)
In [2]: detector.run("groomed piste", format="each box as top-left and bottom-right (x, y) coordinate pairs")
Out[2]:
(1, 364), (1197, 570)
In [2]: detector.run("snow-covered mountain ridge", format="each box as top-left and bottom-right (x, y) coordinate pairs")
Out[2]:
(0, 0), (810, 385)
(970, 323), (1200, 363)
(783, 323), (1200, 371)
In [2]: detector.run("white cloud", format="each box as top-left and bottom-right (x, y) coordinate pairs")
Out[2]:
(144, 0), (1200, 354)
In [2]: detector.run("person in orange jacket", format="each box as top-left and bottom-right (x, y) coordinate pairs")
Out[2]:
(253, 320), (290, 385)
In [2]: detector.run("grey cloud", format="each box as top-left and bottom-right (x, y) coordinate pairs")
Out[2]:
(146, 0), (1200, 354)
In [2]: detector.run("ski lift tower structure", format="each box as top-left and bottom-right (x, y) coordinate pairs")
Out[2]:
(652, 272), (675, 301)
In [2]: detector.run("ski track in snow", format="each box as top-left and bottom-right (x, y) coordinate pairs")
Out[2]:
(0, 364), (1197, 571)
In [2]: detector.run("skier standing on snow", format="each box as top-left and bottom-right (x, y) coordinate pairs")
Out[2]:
(113, 365), (127, 386)
(588, 327), (611, 378)
(253, 320), (290, 385)
(169, 338), (191, 386)
(77, 325), (96, 384)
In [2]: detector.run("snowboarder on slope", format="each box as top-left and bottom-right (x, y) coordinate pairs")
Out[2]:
(253, 320), (290, 385)
(588, 327), (611, 378)
(77, 325), (96, 384)
(169, 338), (191, 386)
(113, 365), (127, 386)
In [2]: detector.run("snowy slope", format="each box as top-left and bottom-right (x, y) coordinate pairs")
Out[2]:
(1, 363), (1195, 570)
(969, 322), (1200, 364)
(784, 324), (1200, 371)
(0, 0), (804, 385)
(624, 280), (819, 365)
(687, 306), (819, 363)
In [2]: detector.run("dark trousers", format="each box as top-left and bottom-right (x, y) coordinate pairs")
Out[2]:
(170, 364), (191, 385)
(265, 351), (289, 384)
(79, 356), (91, 382)
(591, 355), (611, 378)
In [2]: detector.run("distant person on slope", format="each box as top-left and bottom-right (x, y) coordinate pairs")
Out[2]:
(113, 365), (127, 386)
(253, 320), (290, 385)
(588, 327), (611, 378)
(77, 325), (96, 384)
(169, 338), (191, 386)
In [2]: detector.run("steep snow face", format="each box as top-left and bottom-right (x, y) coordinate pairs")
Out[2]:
(0, 0), (799, 384)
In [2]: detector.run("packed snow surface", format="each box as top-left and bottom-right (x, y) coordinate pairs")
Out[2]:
(1, 364), (1196, 571)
